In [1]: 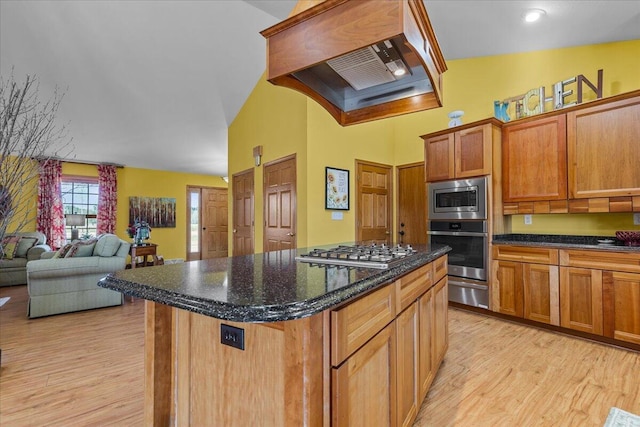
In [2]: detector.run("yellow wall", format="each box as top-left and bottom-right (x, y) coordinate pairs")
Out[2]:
(63, 163), (227, 260)
(228, 72), (308, 251)
(229, 40), (640, 249)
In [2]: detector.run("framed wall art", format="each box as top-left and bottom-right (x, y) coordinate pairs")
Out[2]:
(325, 167), (349, 210)
(129, 197), (176, 228)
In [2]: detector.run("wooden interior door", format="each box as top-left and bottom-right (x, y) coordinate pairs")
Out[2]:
(397, 162), (426, 245)
(232, 169), (254, 256)
(186, 186), (228, 261)
(264, 155), (297, 252)
(356, 160), (392, 244)
(202, 188), (228, 259)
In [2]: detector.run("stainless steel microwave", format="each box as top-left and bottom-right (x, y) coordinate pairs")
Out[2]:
(428, 176), (487, 220)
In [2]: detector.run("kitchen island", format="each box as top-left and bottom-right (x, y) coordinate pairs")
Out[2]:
(99, 243), (450, 426)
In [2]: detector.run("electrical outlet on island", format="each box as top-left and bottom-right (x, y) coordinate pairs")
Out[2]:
(524, 215), (532, 225)
(634, 213), (640, 225)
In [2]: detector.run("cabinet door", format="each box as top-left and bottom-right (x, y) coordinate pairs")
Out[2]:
(567, 95), (640, 199)
(523, 264), (560, 325)
(332, 322), (397, 427)
(560, 267), (603, 335)
(493, 260), (524, 317)
(424, 133), (455, 182)
(417, 288), (434, 403)
(432, 277), (448, 366)
(396, 303), (419, 427)
(455, 124), (492, 178)
(502, 115), (567, 202)
(603, 271), (640, 344)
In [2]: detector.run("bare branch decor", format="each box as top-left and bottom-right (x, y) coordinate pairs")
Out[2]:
(0, 72), (73, 242)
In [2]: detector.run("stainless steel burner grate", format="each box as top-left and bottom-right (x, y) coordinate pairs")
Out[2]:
(295, 244), (416, 269)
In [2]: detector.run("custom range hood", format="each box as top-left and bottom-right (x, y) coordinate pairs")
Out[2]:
(261, 0), (447, 126)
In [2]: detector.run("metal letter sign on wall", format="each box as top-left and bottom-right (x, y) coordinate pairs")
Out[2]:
(494, 69), (603, 122)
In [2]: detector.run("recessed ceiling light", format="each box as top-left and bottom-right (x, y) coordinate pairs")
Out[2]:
(524, 8), (546, 23)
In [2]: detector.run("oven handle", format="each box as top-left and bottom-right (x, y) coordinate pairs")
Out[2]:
(448, 280), (489, 291)
(427, 231), (488, 237)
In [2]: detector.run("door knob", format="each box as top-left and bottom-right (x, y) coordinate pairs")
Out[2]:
(233, 229), (237, 233)
(287, 232), (296, 236)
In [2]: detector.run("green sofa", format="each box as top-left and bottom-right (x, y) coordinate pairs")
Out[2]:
(26, 234), (131, 318)
(1, 231), (52, 287)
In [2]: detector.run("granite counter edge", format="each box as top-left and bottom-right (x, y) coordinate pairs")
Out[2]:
(98, 246), (451, 323)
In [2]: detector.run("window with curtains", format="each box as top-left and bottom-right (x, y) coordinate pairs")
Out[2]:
(61, 176), (99, 239)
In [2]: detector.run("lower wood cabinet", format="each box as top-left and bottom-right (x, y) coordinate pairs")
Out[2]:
(491, 246), (560, 325)
(332, 321), (397, 426)
(559, 267), (603, 335)
(332, 259), (449, 427)
(603, 271), (640, 344)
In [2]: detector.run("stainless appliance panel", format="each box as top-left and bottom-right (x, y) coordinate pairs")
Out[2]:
(428, 176), (487, 220)
(428, 219), (489, 308)
(448, 279), (489, 309)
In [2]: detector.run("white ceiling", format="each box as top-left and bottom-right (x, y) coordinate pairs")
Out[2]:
(1, 1), (639, 176)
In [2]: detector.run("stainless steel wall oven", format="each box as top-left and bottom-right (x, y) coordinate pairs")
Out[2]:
(428, 177), (489, 309)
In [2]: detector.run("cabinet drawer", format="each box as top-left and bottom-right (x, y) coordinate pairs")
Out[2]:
(560, 250), (640, 274)
(396, 263), (433, 313)
(492, 245), (559, 264)
(433, 255), (448, 283)
(331, 283), (396, 366)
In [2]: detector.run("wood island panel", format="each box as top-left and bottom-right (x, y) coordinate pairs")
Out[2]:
(143, 254), (449, 427)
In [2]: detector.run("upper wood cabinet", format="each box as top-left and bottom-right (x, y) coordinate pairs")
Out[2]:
(502, 115), (568, 202)
(567, 95), (640, 199)
(422, 119), (499, 182)
(501, 90), (640, 213)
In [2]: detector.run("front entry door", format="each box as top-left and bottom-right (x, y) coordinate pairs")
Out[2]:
(264, 154), (297, 252)
(232, 169), (255, 256)
(186, 186), (228, 261)
(397, 162), (427, 245)
(202, 188), (228, 259)
(356, 160), (392, 244)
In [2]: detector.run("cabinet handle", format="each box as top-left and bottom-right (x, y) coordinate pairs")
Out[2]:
(233, 229), (237, 233)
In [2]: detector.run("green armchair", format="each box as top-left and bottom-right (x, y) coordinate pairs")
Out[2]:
(1, 231), (51, 287)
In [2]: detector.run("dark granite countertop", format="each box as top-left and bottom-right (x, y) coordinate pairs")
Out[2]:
(98, 243), (451, 323)
(493, 234), (640, 253)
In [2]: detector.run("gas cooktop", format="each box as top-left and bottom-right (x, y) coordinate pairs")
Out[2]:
(295, 243), (417, 269)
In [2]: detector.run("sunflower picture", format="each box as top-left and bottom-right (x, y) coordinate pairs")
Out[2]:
(325, 167), (349, 210)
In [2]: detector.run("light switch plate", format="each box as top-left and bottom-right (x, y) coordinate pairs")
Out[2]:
(524, 215), (532, 225)
(634, 213), (640, 225)
(331, 212), (344, 220)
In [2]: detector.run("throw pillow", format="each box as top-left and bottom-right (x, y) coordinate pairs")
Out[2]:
(15, 237), (39, 258)
(93, 234), (121, 257)
(1, 235), (21, 260)
(65, 238), (98, 258)
(52, 243), (73, 259)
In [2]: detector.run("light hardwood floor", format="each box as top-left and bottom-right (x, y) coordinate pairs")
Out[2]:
(1, 285), (638, 426)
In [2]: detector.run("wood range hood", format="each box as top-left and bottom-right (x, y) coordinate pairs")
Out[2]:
(260, 0), (448, 126)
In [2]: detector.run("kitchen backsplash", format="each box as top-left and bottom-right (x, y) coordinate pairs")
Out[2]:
(511, 212), (639, 236)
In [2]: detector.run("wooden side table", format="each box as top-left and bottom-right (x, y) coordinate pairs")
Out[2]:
(130, 243), (159, 268)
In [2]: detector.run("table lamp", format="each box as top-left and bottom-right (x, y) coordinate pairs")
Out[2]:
(65, 214), (86, 240)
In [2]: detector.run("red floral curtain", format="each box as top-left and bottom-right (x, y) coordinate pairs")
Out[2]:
(97, 164), (117, 234)
(37, 159), (65, 249)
